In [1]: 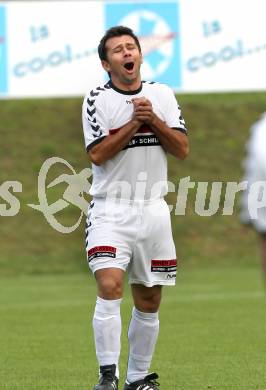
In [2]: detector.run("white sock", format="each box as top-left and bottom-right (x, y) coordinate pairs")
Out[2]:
(93, 296), (122, 378)
(126, 307), (159, 383)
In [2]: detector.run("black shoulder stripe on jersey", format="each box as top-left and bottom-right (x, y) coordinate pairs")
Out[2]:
(172, 127), (188, 135)
(86, 136), (106, 152)
(90, 90), (99, 97)
(179, 114), (186, 127)
(142, 80), (156, 84)
(86, 85), (108, 139)
(87, 98), (95, 106)
(92, 130), (103, 138)
(87, 107), (96, 117)
(91, 124), (100, 132)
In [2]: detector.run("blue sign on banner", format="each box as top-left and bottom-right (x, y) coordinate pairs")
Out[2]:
(0, 5), (8, 94)
(105, 2), (181, 89)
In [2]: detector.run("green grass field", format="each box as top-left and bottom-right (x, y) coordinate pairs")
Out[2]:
(1, 92), (266, 389)
(0, 267), (265, 390)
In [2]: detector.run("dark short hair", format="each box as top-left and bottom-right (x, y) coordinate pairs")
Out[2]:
(98, 26), (141, 61)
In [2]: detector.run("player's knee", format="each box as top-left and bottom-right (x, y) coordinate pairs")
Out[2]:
(97, 277), (123, 299)
(95, 268), (124, 299)
(135, 288), (162, 312)
(141, 297), (161, 312)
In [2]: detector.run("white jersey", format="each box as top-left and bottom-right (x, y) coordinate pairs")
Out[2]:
(245, 113), (266, 172)
(240, 113), (266, 232)
(82, 80), (187, 200)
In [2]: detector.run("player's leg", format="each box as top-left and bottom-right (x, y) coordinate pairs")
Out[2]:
(95, 267), (125, 299)
(92, 268), (125, 390)
(124, 199), (176, 389)
(123, 284), (161, 390)
(131, 283), (162, 312)
(85, 200), (132, 390)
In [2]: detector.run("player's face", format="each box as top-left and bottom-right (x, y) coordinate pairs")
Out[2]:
(102, 35), (143, 90)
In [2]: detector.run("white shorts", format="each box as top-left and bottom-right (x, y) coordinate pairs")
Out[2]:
(85, 198), (177, 287)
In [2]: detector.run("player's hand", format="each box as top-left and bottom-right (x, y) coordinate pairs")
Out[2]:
(132, 97), (156, 125)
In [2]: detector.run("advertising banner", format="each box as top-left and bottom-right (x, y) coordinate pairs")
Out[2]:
(0, 0), (265, 97)
(0, 4), (7, 94)
(181, 0), (266, 92)
(1, 1), (104, 97)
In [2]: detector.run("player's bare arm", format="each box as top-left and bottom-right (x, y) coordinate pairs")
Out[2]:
(88, 119), (142, 165)
(133, 97), (189, 160)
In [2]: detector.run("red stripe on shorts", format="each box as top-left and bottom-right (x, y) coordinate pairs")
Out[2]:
(88, 246), (117, 256)
(151, 259), (177, 267)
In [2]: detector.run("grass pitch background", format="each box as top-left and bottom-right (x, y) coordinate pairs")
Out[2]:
(1, 92), (266, 389)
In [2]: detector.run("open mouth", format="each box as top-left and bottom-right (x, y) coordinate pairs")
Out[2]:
(124, 62), (134, 71)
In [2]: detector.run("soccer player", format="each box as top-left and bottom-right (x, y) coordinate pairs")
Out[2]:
(82, 26), (189, 390)
(240, 113), (266, 286)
